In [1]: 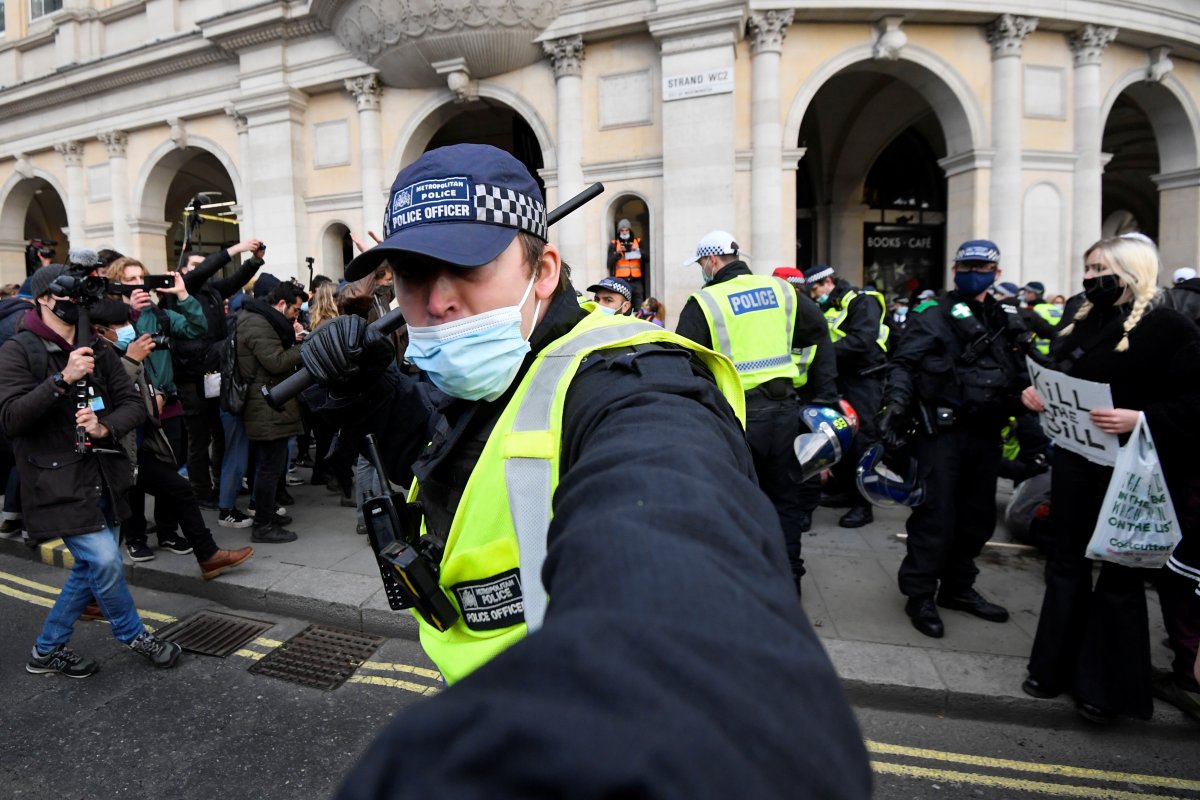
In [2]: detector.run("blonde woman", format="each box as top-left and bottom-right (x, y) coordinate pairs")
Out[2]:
(1020, 236), (1200, 723)
(308, 282), (339, 331)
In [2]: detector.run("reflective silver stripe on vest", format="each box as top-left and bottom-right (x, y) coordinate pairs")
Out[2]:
(693, 289), (731, 355)
(505, 321), (655, 632)
(775, 276), (796, 350)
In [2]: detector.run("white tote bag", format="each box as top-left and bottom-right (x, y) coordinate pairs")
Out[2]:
(202, 371), (222, 399)
(1085, 412), (1182, 568)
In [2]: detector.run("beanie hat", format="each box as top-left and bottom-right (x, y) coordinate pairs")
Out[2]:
(28, 264), (68, 299)
(617, 218), (632, 231)
(253, 272), (281, 299)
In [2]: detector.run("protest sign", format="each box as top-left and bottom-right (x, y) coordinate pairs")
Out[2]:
(1026, 357), (1118, 466)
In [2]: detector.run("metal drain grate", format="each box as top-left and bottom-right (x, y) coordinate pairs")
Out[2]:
(248, 624), (385, 690)
(154, 609), (275, 658)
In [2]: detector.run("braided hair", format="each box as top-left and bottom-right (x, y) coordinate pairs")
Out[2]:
(1056, 236), (1161, 352)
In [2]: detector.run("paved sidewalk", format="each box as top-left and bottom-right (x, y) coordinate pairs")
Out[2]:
(1, 473), (1193, 730)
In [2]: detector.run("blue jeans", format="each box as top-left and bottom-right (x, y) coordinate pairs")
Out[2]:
(36, 526), (144, 652)
(3, 467), (20, 518)
(219, 410), (249, 509)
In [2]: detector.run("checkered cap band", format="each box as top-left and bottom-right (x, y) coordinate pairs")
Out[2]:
(696, 244), (731, 258)
(805, 266), (834, 286)
(474, 183), (548, 240)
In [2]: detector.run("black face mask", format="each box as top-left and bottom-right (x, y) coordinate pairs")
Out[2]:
(1082, 274), (1124, 309)
(50, 300), (80, 326)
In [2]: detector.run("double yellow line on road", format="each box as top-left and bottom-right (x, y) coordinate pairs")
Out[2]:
(6, 567), (1194, 792)
(0, 568), (441, 695)
(867, 740), (1200, 798)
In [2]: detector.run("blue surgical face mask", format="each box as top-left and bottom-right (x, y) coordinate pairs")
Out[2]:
(954, 270), (996, 296)
(596, 304), (617, 316)
(113, 325), (136, 351)
(300, 302), (309, 313)
(405, 274), (541, 402)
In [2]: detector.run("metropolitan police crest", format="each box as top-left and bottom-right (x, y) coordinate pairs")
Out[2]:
(393, 187), (413, 211)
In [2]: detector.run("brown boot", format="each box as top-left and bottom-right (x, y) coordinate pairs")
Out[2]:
(199, 547), (254, 581)
(80, 602), (106, 621)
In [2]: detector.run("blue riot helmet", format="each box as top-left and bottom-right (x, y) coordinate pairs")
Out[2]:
(793, 406), (856, 481)
(856, 444), (926, 508)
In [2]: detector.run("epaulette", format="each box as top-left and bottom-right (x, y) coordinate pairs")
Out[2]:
(914, 300), (938, 313)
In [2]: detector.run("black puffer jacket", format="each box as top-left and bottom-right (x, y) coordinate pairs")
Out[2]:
(1158, 278), (1200, 327)
(0, 316), (145, 539)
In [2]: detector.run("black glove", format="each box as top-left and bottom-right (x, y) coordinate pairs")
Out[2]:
(300, 315), (395, 389)
(876, 405), (908, 452)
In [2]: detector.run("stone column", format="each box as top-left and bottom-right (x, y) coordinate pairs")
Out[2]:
(225, 105), (253, 237)
(54, 141), (85, 246)
(748, 10), (793, 269)
(98, 131), (130, 253)
(345, 75), (385, 236)
(650, 7), (742, 325)
(1069, 24), (1117, 285)
(985, 14), (1036, 285)
(238, 89), (310, 278)
(543, 36), (586, 273)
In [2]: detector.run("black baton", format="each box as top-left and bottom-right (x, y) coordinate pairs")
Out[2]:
(264, 182), (604, 409)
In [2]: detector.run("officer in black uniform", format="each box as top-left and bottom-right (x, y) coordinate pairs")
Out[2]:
(806, 266), (887, 528)
(879, 239), (1030, 638)
(296, 145), (870, 798)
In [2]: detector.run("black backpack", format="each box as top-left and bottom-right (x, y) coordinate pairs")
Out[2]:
(218, 316), (251, 414)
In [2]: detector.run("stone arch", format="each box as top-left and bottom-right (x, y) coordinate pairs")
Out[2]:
(387, 83), (557, 176)
(317, 219), (353, 276)
(1100, 70), (1200, 174)
(132, 136), (243, 224)
(0, 167), (70, 243)
(783, 43), (984, 159)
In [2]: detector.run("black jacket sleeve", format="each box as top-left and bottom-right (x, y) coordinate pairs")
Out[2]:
(184, 249), (232, 294)
(211, 256), (263, 299)
(0, 339), (63, 437)
(674, 296), (711, 349)
(335, 347), (872, 800)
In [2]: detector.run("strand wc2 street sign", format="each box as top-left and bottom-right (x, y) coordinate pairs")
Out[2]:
(1026, 357), (1118, 466)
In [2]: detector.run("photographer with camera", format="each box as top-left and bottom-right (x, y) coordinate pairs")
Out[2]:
(25, 238), (55, 277)
(168, 238), (265, 506)
(105, 257), (206, 479)
(0, 264), (182, 675)
(101, 322), (254, 577)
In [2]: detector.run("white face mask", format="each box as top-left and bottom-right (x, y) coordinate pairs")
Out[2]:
(404, 273), (541, 402)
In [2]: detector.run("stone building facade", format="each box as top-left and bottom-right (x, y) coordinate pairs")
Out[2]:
(0, 1), (1197, 322)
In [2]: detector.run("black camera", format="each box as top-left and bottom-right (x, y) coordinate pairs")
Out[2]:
(148, 334), (171, 349)
(47, 272), (110, 306)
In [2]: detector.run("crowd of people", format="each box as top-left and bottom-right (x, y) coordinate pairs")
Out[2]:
(1, 139), (1197, 796)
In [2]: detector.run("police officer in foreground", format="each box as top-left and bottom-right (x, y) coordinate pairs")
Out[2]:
(676, 233), (833, 591)
(297, 146), (869, 798)
(879, 239), (1029, 638)
(806, 266), (888, 528)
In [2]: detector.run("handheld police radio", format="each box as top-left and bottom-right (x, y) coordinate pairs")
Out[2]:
(360, 433), (459, 631)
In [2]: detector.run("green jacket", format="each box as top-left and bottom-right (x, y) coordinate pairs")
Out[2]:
(135, 296), (206, 396)
(235, 306), (303, 441)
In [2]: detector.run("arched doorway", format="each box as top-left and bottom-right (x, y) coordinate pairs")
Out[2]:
(0, 175), (68, 279)
(1099, 78), (1200, 275)
(606, 193), (650, 302)
(320, 221), (353, 280)
(133, 142), (241, 271)
(1101, 93), (1160, 241)
(22, 178), (68, 275)
(795, 70), (949, 298)
(422, 100), (545, 197)
(163, 151), (240, 269)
